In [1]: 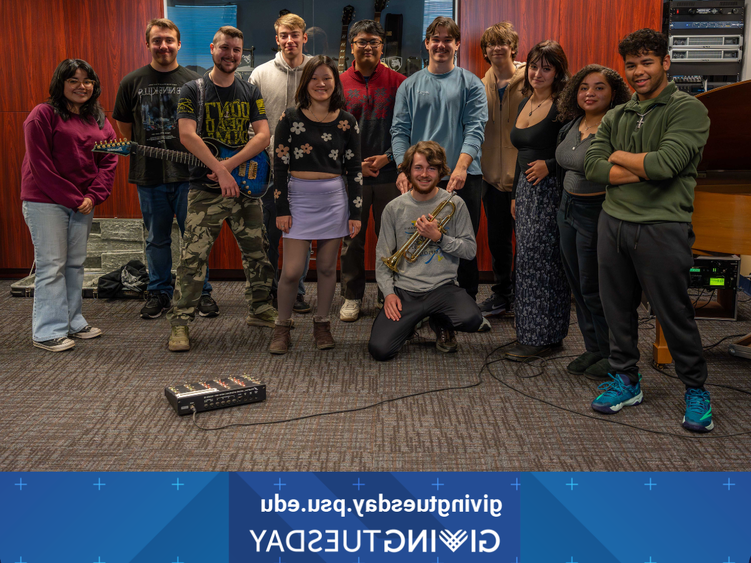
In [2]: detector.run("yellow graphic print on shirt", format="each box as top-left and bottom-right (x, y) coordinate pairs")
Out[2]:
(203, 100), (251, 147)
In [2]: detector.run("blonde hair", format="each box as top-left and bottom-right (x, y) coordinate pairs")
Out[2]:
(275, 13), (306, 33)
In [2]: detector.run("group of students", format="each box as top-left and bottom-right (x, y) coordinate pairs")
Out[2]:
(20, 14), (715, 432)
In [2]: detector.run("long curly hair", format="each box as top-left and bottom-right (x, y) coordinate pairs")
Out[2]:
(46, 59), (105, 128)
(556, 64), (632, 122)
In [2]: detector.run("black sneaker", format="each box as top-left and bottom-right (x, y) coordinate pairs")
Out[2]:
(140, 292), (171, 319)
(293, 294), (312, 314)
(478, 293), (511, 317)
(198, 294), (219, 317)
(435, 326), (458, 353)
(33, 337), (75, 352)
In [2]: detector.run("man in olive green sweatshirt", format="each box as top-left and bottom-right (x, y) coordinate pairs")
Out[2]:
(584, 28), (713, 432)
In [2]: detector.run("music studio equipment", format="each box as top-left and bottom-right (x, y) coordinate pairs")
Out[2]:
(382, 193), (456, 273)
(165, 375), (266, 415)
(649, 80), (751, 365)
(338, 5), (355, 74)
(663, 0), (745, 95)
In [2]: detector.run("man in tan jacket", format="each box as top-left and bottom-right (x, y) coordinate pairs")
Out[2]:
(478, 22), (526, 316)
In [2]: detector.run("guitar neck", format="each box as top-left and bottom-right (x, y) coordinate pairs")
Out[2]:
(338, 24), (348, 73)
(374, 11), (382, 24)
(137, 145), (204, 168)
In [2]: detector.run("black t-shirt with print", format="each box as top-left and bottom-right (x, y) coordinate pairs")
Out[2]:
(113, 64), (200, 186)
(177, 76), (267, 193)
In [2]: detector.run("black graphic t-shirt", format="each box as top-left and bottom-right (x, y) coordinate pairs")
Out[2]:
(177, 77), (267, 192)
(113, 64), (200, 186)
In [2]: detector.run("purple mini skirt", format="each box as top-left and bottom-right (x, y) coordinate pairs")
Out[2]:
(285, 176), (350, 240)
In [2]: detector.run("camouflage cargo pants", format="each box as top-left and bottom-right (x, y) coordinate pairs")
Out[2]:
(168, 190), (274, 326)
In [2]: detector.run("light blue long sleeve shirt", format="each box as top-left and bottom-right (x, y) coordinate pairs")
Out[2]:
(390, 67), (488, 176)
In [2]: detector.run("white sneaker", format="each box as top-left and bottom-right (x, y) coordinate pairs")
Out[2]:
(339, 299), (362, 322)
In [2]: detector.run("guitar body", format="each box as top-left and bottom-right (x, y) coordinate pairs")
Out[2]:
(92, 137), (271, 199)
(203, 138), (270, 199)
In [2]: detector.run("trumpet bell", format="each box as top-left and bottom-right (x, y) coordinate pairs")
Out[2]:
(381, 255), (401, 274)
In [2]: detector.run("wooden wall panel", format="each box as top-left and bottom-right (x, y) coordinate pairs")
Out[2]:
(557, 0), (661, 75)
(0, 0), (163, 270)
(1, 0), (661, 274)
(459, 0), (661, 80)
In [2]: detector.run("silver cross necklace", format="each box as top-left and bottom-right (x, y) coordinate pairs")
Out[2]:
(635, 104), (658, 130)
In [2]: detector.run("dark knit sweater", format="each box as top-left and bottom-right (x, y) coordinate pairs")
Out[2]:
(273, 107), (363, 220)
(341, 62), (406, 185)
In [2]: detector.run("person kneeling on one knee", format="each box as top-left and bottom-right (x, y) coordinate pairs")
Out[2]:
(368, 141), (483, 361)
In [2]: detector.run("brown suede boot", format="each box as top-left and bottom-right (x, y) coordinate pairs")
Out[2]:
(269, 320), (292, 355)
(313, 317), (335, 350)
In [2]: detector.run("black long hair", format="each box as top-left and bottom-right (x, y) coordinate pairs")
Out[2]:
(295, 55), (346, 111)
(556, 64), (632, 122)
(46, 59), (105, 128)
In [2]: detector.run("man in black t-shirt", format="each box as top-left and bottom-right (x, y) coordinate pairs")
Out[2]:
(114, 18), (217, 320)
(166, 26), (276, 352)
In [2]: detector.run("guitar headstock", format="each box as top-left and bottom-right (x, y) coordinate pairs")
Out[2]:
(342, 5), (355, 26)
(92, 139), (135, 156)
(375, 0), (389, 12)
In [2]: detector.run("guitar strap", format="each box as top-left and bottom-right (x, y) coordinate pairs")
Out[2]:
(195, 74), (208, 138)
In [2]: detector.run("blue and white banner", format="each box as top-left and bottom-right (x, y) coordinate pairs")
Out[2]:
(1, 472), (748, 561)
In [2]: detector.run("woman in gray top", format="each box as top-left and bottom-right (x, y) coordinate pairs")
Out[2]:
(555, 65), (631, 379)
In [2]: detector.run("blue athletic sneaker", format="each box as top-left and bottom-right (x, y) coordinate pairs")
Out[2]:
(683, 388), (714, 432)
(591, 374), (643, 414)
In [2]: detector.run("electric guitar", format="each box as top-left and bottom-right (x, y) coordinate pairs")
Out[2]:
(337, 5), (355, 74)
(374, 0), (389, 24)
(375, 0), (390, 68)
(92, 138), (270, 199)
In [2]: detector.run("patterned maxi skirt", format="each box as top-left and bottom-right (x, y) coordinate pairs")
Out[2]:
(514, 175), (570, 346)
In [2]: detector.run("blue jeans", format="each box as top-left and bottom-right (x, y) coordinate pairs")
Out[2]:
(137, 182), (211, 297)
(22, 201), (93, 341)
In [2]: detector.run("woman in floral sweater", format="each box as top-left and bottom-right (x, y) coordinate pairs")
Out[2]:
(271, 55), (363, 354)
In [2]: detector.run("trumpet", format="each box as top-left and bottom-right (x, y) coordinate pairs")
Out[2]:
(382, 192), (456, 273)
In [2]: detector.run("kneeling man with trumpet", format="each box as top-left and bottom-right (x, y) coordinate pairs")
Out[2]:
(369, 141), (484, 361)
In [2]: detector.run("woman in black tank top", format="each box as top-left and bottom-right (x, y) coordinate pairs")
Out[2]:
(505, 40), (571, 361)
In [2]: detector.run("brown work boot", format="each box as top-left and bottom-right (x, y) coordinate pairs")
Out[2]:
(313, 317), (335, 350)
(168, 325), (190, 352)
(435, 326), (457, 353)
(269, 320), (292, 355)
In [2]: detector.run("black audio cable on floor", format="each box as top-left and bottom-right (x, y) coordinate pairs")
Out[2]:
(191, 333), (751, 438)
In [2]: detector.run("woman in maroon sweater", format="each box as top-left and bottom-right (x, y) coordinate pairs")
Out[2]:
(21, 59), (118, 352)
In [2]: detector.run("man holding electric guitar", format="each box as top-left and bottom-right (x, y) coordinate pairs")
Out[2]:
(166, 25), (276, 352)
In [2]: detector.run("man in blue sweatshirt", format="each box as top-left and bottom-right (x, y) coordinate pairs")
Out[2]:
(584, 29), (712, 432)
(391, 16), (488, 305)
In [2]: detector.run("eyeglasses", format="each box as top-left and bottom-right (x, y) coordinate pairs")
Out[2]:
(353, 39), (383, 48)
(66, 78), (96, 88)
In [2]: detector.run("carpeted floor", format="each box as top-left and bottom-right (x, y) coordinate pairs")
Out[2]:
(1, 279), (749, 472)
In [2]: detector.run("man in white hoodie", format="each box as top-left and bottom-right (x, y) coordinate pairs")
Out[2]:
(250, 13), (313, 314)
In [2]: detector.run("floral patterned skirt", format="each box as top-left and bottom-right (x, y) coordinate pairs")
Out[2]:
(286, 176), (349, 240)
(514, 175), (570, 346)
